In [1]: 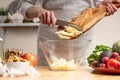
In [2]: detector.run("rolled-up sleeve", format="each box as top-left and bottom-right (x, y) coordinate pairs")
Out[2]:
(19, 0), (36, 19)
(93, 0), (104, 7)
(89, 0), (103, 7)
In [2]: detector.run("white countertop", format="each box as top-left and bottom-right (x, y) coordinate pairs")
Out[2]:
(0, 23), (40, 27)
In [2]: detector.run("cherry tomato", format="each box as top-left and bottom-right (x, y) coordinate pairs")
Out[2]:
(107, 59), (119, 69)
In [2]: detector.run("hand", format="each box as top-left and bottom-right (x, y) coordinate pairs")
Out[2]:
(38, 9), (57, 27)
(97, 0), (120, 16)
(112, 0), (120, 3)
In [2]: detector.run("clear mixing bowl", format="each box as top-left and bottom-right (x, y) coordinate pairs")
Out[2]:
(40, 39), (91, 71)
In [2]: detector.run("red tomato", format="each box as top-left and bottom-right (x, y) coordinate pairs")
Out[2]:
(99, 63), (107, 68)
(107, 59), (119, 69)
(116, 57), (120, 62)
(111, 52), (119, 59)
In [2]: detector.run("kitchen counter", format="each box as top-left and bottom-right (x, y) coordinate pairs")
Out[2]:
(0, 66), (120, 80)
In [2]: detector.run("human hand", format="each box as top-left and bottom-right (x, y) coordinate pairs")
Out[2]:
(112, 0), (120, 3)
(38, 8), (57, 27)
(97, 0), (120, 16)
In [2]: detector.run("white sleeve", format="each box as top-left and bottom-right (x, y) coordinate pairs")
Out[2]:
(93, 0), (104, 7)
(19, 0), (36, 19)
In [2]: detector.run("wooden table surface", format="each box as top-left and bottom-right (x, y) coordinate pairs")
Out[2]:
(0, 66), (120, 80)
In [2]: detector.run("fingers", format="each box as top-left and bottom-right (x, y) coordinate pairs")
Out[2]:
(38, 9), (56, 27)
(113, 0), (120, 3)
(50, 11), (57, 27)
(39, 9), (50, 25)
(99, 0), (118, 16)
(101, 0), (118, 16)
(106, 3), (117, 16)
(46, 12), (51, 26)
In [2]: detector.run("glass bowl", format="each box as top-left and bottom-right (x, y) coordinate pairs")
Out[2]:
(40, 39), (91, 71)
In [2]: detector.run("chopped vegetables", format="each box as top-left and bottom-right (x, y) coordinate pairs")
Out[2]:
(87, 45), (112, 66)
(50, 56), (78, 70)
(55, 26), (82, 39)
(112, 40), (120, 53)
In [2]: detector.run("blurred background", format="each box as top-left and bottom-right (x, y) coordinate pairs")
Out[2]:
(0, 0), (14, 8)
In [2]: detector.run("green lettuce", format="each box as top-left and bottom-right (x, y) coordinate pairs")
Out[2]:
(87, 45), (112, 66)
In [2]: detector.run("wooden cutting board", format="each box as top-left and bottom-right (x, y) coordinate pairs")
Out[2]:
(70, 4), (120, 33)
(56, 4), (120, 39)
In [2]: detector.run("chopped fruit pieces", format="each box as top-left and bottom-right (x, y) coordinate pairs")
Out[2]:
(55, 26), (82, 39)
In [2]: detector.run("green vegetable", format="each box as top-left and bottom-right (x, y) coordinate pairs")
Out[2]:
(87, 45), (112, 66)
(97, 49), (112, 66)
(112, 40), (120, 54)
(0, 8), (8, 16)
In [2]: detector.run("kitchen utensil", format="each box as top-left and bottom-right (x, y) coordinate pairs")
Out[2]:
(40, 39), (91, 71)
(71, 3), (120, 33)
(56, 19), (82, 31)
(56, 4), (120, 40)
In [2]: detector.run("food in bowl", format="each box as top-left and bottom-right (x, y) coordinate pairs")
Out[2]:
(3, 49), (30, 72)
(40, 39), (91, 71)
(50, 56), (81, 71)
(4, 49), (27, 62)
(55, 26), (82, 39)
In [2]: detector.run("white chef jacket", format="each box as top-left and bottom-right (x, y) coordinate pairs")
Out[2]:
(19, 0), (101, 66)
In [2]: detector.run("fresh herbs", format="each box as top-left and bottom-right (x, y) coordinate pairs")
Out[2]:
(87, 45), (112, 66)
(0, 8), (8, 16)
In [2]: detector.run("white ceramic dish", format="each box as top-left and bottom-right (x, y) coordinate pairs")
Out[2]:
(5, 61), (30, 70)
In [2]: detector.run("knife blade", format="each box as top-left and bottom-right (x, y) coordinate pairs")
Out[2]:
(56, 19), (82, 31)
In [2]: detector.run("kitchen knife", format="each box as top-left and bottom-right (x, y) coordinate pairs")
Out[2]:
(56, 19), (82, 31)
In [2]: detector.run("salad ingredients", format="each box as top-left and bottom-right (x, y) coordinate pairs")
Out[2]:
(112, 40), (120, 53)
(92, 60), (97, 67)
(102, 56), (109, 64)
(87, 45), (112, 66)
(97, 49), (112, 66)
(110, 52), (119, 59)
(4, 49), (27, 62)
(88, 40), (120, 70)
(55, 26), (82, 39)
(99, 63), (107, 68)
(116, 62), (120, 69)
(107, 59), (119, 69)
(116, 57), (120, 62)
(50, 56), (78, 71)
(91, 52), (120, 69)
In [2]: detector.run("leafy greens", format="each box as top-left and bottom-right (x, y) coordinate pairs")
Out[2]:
(87, 45), (112, 66)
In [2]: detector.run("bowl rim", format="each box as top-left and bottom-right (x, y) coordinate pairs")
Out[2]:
(4, 61), (30, 63)
(40, 39), (91, 43)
